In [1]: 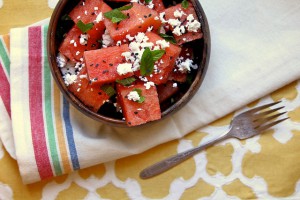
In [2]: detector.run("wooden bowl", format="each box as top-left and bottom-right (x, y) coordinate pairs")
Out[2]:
(47, 0), (210, 127)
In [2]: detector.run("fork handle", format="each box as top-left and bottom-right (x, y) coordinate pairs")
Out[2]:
(140, 133), (230, 179)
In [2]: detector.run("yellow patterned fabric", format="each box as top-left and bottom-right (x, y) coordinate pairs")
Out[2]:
(0, 0), (300, 199)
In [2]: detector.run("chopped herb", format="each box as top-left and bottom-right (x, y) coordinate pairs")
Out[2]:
(159, 33), (177, 44)
(61, 14), (72, 21)
(133, 88), (145, 103)
(140, 47), (166, 76)
(118, 3), (133, 11)
(76, 20), (93, 33)
(101, 85), (116, 97)
(104, 4), (133, 23)
(140, 47), (154, 76)
(116, 77), (136, 86)
(145, 0), (152, 3)
(181, 0), (189, 9)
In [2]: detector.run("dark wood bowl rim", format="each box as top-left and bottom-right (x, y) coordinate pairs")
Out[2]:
(47, 0), (211, 128)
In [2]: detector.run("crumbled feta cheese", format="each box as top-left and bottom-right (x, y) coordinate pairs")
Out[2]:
(84, 10), (88, 15)
(187, 14), (194, 22)
(63, 74), (77, 86)
(156, 40), (170, 49)
(177, 58), (193, 72)
(168, 19), (181, 28)
(148, 2), (154, 9)
(79, 74), (88, 79)
(117, 63), (133, 75)
(140, 42), (154, 49)
(56, 53), (67, 68)
(147, 26), (154, 32)
(70, 40), (75, 44)
(135, 32), (146, 43)
(154, 16), (159, 20)
(116, 40), (122, 46)
(77, 16), (81, 19)
(174, 10), (186, 18)
(74, 42), (77, 47)
(173, 83), (177, 88)
(94, 7), (98, 11)
(173, 25), (185, 36)
(102, 30), (114, 48)
(94, 12), (103, 23)
(186, 20), (201, 32)
(121, 52), (132, 61)
(79, 34), (89, 45)
(144, 81), (155, 89)
(127, 91), (140, 102)
(75, 51), (80, 56)
(159, 12), (167, 23)
(139, 76), (148, 82)
(126, 34), (135, 41)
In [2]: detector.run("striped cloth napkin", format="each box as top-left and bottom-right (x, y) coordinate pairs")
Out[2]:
(0, 0), (300, 184)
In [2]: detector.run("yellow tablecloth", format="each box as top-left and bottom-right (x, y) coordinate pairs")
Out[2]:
(1, 0), (300, 199)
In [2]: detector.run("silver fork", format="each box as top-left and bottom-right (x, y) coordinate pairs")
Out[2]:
(140, 101), (288, 179)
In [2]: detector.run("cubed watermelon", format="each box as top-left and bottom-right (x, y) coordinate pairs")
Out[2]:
(84, 44), (134, 85)
(164, 3), (203, 45)
(69, 0), (111, 39)
(156, 80), (179, 103)
(134, 32), (181, 84)
(116, 81), (161, 126)
(104, 3), (162, 41)
(59, 25), (101, 62)
(68, 67), (110, 112)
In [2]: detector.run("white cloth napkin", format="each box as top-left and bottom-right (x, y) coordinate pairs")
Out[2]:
(1, 0), (300, 184)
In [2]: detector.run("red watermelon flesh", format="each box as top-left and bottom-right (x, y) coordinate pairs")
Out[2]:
(134, 32), (181, 85)
(59, 25), (101, 62)
(69, 0), (111, 39)
(164, 3), (203, 45)
(68, 67), (110, 112)
(116, 81), (161, 126)
(104, 3), (162, 41)
(156, 80), (179, 103)
(84, 44), (134, 85)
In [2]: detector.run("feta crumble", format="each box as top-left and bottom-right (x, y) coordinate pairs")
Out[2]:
(127, 91), (140, 102)
(63, 74), (77, 86)
(156, 40), (170, 49)
(56, 53), (67, 68)
(94, 12), (103, 23)
(102, 30), (114, 48)
(174, 10), (186, 18)
(144, 81), (155, 89)
(117, 63), (133, 75)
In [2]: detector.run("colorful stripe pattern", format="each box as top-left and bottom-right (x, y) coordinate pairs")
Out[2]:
(1, 25), (81, 181)
(0, 36), (11, 116)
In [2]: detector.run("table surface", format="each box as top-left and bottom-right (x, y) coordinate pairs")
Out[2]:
(1, 0), (300, 199)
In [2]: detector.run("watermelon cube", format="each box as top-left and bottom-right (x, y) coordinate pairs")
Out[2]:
(164, 3), (203, 45)
(84, 44), (134, 85)
(156, 80), (179, 103)
(134, 32), (182, 85)
(116, 81), (161, 126)
(104, 3), (162, 41)
(68, 67), (110, 112)
(59, 25), (101, 62)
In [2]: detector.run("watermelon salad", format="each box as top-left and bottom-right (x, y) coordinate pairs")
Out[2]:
(56, 0), (203, 126)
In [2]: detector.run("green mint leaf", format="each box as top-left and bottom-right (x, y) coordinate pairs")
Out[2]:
(61, 14), (72, 21)
(76, 20), (94, 33)
(151, 50), (166, 61)
(101, 85), (116, 97)
(140, 47), (154, 76)
(116, 77), (136, 86)
(145, 0), (152, 3)
(104, 4), (133, 23)
(133, 88), (145, 103)
(181, 0), (189, 9)
(118, 3), (133, 11)
(159, 33), (177, 44)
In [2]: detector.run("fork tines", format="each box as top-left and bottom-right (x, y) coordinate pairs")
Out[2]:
(250, 101), (289, 131)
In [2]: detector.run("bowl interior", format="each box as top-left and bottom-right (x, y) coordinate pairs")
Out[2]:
(47, 0), (210, 127)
